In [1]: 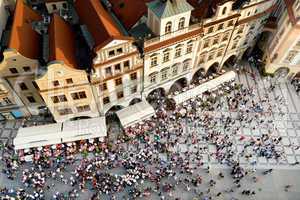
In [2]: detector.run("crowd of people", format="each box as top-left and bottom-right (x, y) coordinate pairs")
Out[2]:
(291, 78), (300, 95)
(0, 69), (296, 199)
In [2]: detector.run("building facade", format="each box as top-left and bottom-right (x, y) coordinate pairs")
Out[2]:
(35, 14), (99, 122)
(0, 0), (45, 119)
(264, 0), (300, 78)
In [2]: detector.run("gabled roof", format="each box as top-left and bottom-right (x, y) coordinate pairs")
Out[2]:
(75, 0), (131, 51)
(109, 0), (152, 30)
(147, 0), (194, 19)
(8, 0), (42, 59)
(48, 14), (78, 69)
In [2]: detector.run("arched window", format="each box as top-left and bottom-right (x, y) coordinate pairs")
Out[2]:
(165, 22), (172, 34)
(178, 17), (185, 30)
(222, 7), (227, 15)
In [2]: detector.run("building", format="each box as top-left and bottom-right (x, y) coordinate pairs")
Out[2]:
(0, 0), (45, 119)
(75, 0), (144, 115)
(263, 0), (300, 79)
(35, 14), (99, 122)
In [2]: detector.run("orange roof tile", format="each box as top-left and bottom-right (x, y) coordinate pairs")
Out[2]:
(48, 14), (78, 68)
(75, 0), (130, 51)
(109, 0), (152, 30)
(8, 0), (42, 59)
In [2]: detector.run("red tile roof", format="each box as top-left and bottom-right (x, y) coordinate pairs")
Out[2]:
(75, 0), (131, 52)
(109, 0), (152, 30)
(48, 14), (78, 69)
(8, 0), (42, 59)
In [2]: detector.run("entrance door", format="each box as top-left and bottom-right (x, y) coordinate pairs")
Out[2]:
(11, 109), (24, 119)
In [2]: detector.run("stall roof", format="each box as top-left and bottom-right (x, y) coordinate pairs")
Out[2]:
(14, 123), (62, 150)
(173, 71), (236, 104)
(61, 117), (107, 143)
(116, 101), (155, 128)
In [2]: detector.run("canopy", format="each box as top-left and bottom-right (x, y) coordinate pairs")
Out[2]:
(61, 117), (107, 143)
(116, 101), (155, 128)
(173, 71), (236, 104)
(14, 123), (62, 150)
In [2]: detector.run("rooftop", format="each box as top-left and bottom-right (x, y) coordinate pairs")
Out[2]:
(75, 0), (131, 51)
(8, 0), (42, 59)
(48, 14), (78, 69)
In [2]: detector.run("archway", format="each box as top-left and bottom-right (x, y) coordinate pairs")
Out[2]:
(105, 105), (124, 116)
(223, 55), (237, 69)
(169, 77), (188, 95)
(206, 62), (219, 76)
(129, 98), (142, 106)
(192, 68), (205, 84)
(146, 87), (166, 109)
(274, 67), (290, 81)
(105, 105), (125, 141)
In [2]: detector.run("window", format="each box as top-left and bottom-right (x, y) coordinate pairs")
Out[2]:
(237, 25), (244, 33)
(108, 50), (115, 57)
(131, 85), (137, 94)
(130, 72), (137, 80)
(183, 62), (189, 71)
(163, 51), (170, 62)
(52, 80), (59, 87)
(100, 82), (107, 91)
(124, 60), (130, 70)
(218, 23), (224, 30)
(115, 64), (121, 73)
(105, 67), (112, 76)
(285, 50), (298, 63)
(178, 17), (185, 30)
(228, 20), (234, 27)
(161, 69), (168, 81)
(213, 37), (219, 45)
(203, 40), (209, 48)
(222, 7), (227, 15)
(66, 78), (73, 84)
(77, 105), (90, 112)
(9, 68), (18, 74)
(208, 52), (215, 61)
(51, 95), (67, 103)
(199, 54), (206, 64)
(62, 3), (67, 9)
(19, 82), (28, 90)
(222, 33), (229, 41)
(165, 22), (172, 34)
(117, 91), (124, 99)
(58, 108), (73, 116)
(52, 4), (57, 10)
(149, 73), (157, 83)
(116, 48), (123, 54)
(115, 78), (122, 86)
(32, 81), (39, 90)
(103, 97), (110, 104)
(217, 50), (223, 57)
(247, 11), (251, 16)
(231, 41), (238, 49)
(172, 65), (178, 76)
(27, 96), (36, 103)
(2, 97), (12, 105)
(150, 56), (158, 67)
(186, 43), (193, 54)
(71, 91), (87, 100)
(23, 66), (31, 72)
(208, 27), (214, 33)
(175, 47), (182, 58)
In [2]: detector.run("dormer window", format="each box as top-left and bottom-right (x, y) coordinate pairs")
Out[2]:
(222, 7), (227, 15)
(165, 22), (172, 34)
(178, 18), (185, 30)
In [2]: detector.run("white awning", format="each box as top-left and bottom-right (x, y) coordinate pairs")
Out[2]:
(173, 71), (236, 104)
(116, 101), (155, 128)
(14, 123), (62, 150)
(61, 117), (107, 143)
